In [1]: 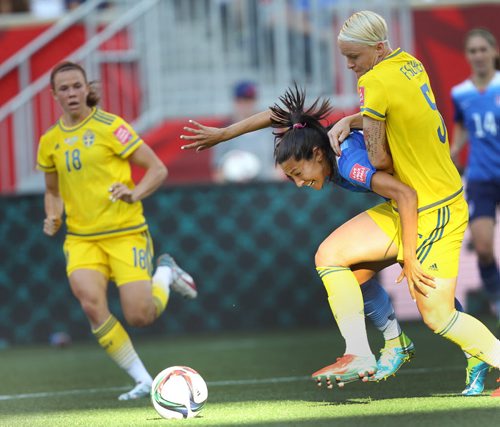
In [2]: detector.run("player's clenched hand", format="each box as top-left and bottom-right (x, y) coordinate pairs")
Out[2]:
(109, 183), (135, 204)
(180, 120), (226, 152)
(328, 117), (351, 156)
(396, 258), (436, 302)
(43, 216), (62, 236)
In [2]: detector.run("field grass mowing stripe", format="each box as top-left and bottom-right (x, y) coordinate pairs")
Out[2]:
(0, 365), (462, 401)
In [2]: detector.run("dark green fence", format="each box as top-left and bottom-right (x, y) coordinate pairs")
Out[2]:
(0, 182), (380, 344)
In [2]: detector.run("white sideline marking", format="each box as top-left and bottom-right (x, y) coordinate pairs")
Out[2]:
(0, 366), (462, 402)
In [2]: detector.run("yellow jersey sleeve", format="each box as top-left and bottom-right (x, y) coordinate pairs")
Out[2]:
(36, 130), (57, 173)
(107, 115), (143, 159)
(359, 75), (387, 122)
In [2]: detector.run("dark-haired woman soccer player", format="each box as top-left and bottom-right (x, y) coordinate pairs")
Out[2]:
(181, 85), (435, 386)
(450, 28), (500, 396)
(37, 62), (197, 400)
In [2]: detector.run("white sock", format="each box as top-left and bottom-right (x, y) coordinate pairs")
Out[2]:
(153, 266), (174, 293)
(381, 318), (402, 341)
(127, 359), (153, 385)
(341, 315), (374, 358)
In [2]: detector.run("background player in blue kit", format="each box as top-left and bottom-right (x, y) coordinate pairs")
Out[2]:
(451, 28), (500, 326)
(450, 28), (500, 396)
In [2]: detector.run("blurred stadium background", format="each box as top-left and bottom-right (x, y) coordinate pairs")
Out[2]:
(0, 0), (499, 346)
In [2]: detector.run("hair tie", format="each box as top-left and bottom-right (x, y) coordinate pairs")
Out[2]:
(293, 123), (306, 129)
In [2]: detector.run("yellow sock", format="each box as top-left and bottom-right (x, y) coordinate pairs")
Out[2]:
(152, 280), (169, 318)
(385, 332), (412, 349)
(436, 310), (500, 368)
(93, 315), (140, 370)
(317, 266), (372, 357)
(467, 355), (484, 369)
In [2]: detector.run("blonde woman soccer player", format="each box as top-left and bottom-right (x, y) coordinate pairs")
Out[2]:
(37, 62), (197, 400)
(328, 11), (500, 396)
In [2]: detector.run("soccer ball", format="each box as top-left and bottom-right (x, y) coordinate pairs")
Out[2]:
(151, 366), (208, 419)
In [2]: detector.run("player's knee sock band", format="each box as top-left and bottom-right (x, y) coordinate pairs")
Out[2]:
(93, 314), (138, 370)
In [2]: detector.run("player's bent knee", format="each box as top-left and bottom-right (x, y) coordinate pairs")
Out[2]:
(422, 316), (442, 332)
(422, 309), (455, 333)
(315, 245), (343, 268)
(80, 300), (106, 325)
(124, 310), (154, 328)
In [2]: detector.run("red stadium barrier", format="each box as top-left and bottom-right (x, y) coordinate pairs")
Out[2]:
(2, 3), (500, 191)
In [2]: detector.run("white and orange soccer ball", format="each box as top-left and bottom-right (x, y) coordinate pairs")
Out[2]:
(151, 366), (208, 419)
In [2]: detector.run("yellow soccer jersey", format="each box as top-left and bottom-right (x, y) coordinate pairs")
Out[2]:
(358, 48), (463, 212)
(37, 108), (147, 238)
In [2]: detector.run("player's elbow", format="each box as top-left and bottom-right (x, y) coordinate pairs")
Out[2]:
(159, 163), (168, 182)
(370, 155), (393, 173)
(151, 161), (168, 185)
(394, 186), (417, 209)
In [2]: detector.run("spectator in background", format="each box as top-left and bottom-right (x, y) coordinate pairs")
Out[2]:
(450, 28), (500, 327)
(0, 0), (29, 13)
(65, 0), (110, 11)
(66, 0), (83, 11)
(212, 80), (283, 183)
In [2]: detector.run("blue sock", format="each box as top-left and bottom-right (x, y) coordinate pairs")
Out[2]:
(455, 298), (464, 312)
(361, 278), (401, 340)
(479, 262), (500, 297)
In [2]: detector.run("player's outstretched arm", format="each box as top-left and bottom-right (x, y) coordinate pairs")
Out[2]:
(180, 110), (272, 151)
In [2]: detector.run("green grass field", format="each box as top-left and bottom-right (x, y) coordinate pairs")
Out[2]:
(1, 321), (499, 426)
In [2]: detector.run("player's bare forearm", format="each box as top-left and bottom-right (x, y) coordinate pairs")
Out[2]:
(346, 112), (363, 128)
(113, 144), (167, 203)
(43, 172), (63, 236)
(371, 173), (418, 262)
(396, 186), (435, 299)
(44, 191), (63, 220)
(450, 123), (468, 164)
(371, 172), (435, 300)
(371, 173), (418, 261)
(227, 110), (272, 137)
(363, 116), (393, 172)
(180, 110), (272, 151)
(130, 163), (167, 202)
